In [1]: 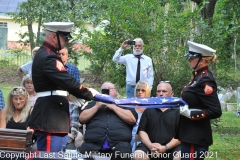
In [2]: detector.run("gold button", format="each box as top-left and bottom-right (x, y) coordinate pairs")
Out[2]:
(192, 116), (194, 118)
(197, 115), (199, 117)
(60, 102), (62, 105)
(201, 114), (204, 116)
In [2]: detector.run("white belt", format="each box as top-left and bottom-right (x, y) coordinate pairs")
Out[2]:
(37, 90), (68, 97)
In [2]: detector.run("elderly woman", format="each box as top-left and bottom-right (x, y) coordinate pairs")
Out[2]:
(0, 86), (31, 130)
(21, 74), (37, 108)
(131, 80), (151, 152)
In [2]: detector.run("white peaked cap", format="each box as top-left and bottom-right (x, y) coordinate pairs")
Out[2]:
(187, 41), (216, 57)
(44, 22), (74, 32)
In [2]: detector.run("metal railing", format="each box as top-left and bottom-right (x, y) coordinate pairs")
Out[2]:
(0, 48), (90, 71)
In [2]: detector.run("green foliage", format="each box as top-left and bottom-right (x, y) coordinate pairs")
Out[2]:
(7, 0), (240, 95)
(79, 0), (201, 95)
(0, 60), (11, 67)
(78, 0), (240, 95)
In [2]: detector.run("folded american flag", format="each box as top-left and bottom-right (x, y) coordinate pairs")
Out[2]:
(94, 94), (187, 108)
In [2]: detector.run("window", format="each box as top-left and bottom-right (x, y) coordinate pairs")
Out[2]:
(0, 22), (7, 27)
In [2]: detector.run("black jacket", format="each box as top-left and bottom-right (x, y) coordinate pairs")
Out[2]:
(176, 66), (222, 146)
(28, 42), (93, 133)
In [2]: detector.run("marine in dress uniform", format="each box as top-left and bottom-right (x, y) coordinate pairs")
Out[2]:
(28, 22), (97, 152)
(176, 41), (222, 160)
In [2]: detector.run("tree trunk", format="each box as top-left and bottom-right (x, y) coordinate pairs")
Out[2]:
(191, 0), (217, 25)
(36, 15), (42, 46)
(27, 19), (34, 52)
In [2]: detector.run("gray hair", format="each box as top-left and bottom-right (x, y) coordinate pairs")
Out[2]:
(134, 38), (144, 46)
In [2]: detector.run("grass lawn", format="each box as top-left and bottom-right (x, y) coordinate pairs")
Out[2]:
(207, 111), (240, 160)
(0, 83), (18, 101)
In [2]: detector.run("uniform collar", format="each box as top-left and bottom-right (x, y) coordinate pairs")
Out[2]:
(43, 41), (58, 54)
(192, 66), (208, 76)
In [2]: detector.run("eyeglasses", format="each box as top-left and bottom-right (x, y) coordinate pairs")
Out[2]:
(159, 80), (170, 83)
(58, 52), (66, 56)
(156, 90), (168, 93)
(136, 89), (146, 92)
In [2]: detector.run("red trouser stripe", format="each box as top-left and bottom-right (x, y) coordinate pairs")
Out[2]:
(46, 133), (51, 152)
(190, 143), (194, 160)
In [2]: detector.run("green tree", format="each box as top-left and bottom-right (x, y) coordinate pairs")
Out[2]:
(8, 0), (240, 95)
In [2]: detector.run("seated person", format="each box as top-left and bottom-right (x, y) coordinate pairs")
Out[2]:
(21, 74), (37, 109)
(79, 81), (138, 160)
(131, 80), (151, 152)
(0, 86), (32, 131)
(133, 82), (181, 160)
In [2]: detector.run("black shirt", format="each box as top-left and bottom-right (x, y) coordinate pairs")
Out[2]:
(137, 108), (180, 145)
(81, 100), (138, 147)
(6, 117), (27, 130)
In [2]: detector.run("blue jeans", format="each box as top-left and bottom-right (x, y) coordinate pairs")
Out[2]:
(126, 84), (135, 98)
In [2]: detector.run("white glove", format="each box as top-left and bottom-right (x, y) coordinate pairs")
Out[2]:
(69, 94), (85, 107)
(88, 88), (100, 97)
(180, 105), (191, 118)
(180, 105), (204, 119)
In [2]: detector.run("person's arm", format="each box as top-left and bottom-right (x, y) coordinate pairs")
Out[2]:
(105, 103), (136, 125)
(112, 40), (129, 64)
(0, 108), (6, 128)
(0, 89), (4, 111)
(79, 101), (102, 124)
(43, 55), (93, 100)
(164, 138), (180, 152)
(147, 59), (154, 90)
(138, 130), (154, 150)
(17, 67), (24, 79)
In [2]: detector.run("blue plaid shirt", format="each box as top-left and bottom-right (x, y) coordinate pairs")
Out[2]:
(65, 62), (80, 83)
(69, 102), (80, 127)
(0, 89), (5, 110)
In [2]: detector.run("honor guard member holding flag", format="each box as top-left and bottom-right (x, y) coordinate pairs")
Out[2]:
(176, 41), (222, 160)
(28, 22), (98, 152)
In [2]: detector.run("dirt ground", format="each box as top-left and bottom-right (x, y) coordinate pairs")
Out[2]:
(0, 66), (21, 85)
(0, 66), (102, 87)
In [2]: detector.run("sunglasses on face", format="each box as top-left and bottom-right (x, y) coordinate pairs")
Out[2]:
(159, 80), (170, 83)
(11, 87), (26, 96)
(136, 89), (146, 92)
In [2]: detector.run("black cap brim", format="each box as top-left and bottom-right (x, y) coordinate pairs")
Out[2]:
(57, 31), (72, 38)
(184, 52), (201, 57)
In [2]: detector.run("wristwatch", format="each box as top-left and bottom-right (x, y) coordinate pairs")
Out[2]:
(165, 145), (169, 151)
